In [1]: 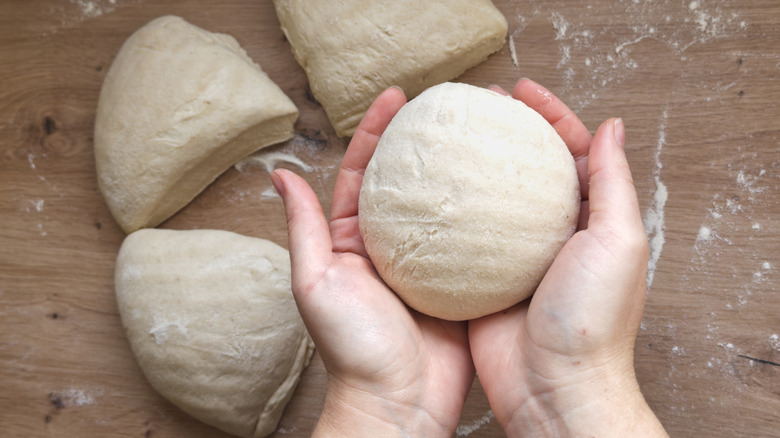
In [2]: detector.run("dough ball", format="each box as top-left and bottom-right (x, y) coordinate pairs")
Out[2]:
(273, 0), (507, 137)
(359, 82), (580, 321)
(115, 229), (314, 438)
(95, 16), (299, 233)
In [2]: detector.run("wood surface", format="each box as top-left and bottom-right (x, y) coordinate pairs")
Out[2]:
(1, 1), (778, 436)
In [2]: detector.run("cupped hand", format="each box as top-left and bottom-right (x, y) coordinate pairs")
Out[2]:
(469, 80), (667, 437)
(271, 87), (475, 437)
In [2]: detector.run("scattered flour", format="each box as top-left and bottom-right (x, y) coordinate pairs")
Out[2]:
(52, 388), (102, 407)
(275, 426), (298, 434)
(507, 1), (748, 111)
(32, 199), (44, 212)
(235, 151), (314, 174)
(456, 410), (495, 437)
(753, 261), (772, 284)
(736, 170), (767, 197)
(72, 0), (116, 19)
(260, 187), (281, 200)
(508, 34), (520, 69)
(718, 342), (736, 351)
(224, 129), (341, 206)
(696, 225), (712, 243)
(643, 107), (669, 289)
(693, 161), (771, 265)
(550, 12), (569, 40)
(45, 0), (142, 34)
(22, 199), (45, 213)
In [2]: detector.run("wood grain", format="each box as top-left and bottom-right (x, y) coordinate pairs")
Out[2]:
(1, 1), (778, 437)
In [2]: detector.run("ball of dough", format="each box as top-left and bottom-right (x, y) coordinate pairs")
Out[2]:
(115, 229), (314, 438)
(95, 16), (298, 233)
(359, 82), (580, 321)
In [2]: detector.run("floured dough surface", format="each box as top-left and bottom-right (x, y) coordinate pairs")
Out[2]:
(273, 0), (507, 137)
(115, 229), (314, 438)
(95, 15), (298, 233)
(359, 82), (580, 321)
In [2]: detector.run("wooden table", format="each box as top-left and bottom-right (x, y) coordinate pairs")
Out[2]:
(1, 1), (778, 436)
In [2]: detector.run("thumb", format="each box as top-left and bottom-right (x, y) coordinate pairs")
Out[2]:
(271, 169), (334, 298)
(586, 118), (645, 238)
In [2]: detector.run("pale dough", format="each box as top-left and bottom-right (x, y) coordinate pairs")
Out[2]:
(359, 82), (580, 321)
(95, 16), (298, 233)
(115, 229), (314, 438)
(273, 0), (507, 137)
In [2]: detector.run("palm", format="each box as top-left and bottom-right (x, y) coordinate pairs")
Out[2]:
(468, 80), (652, 432)
(305, 248), (472, 400)
(274, 87), (474, 432)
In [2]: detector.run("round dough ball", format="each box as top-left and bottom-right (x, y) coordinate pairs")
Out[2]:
(359, 82), (580, 321)
(115, 229), (314, 438)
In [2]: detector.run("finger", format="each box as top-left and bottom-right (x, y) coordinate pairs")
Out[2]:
(586, 118), (644, 235)
(271, 169), (334, 290)
(512, 78), (592, 159)
(330, 86), (407, 222)
(488, 84), (510, 96)
(576, 118), (649, 332)
(512, 78), (592, 199)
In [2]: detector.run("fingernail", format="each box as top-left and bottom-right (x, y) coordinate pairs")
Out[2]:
(389, 85), (404, 93)
(270, 170), (285, 197)
(613, 118), (625, 148)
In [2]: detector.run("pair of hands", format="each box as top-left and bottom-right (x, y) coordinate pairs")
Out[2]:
(271, 79), (667, 437)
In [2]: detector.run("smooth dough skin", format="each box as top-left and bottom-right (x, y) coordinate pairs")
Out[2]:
(115, 229), (314, 438)
(273, 0), (507, 137)
(359, 82), (580, 321)
(95, 16), (298, 233)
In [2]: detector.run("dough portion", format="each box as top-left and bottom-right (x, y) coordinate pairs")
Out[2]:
(359, 82), (580, 321)
(115, 229), (314, 438)
(273, 0), (507, 137)
(95, 16), (298, 233)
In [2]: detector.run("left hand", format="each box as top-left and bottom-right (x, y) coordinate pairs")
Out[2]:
(469, 79), (667, 437)
(272, 87), (475, 437)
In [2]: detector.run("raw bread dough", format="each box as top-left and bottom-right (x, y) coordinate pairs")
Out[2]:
(359, 82), (580, 321)
(95, 16), (298, 233)
(273, 0), (507, 137)
(115, 229), (314, 438)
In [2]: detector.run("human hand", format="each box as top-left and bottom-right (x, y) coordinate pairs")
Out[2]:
(271, 87), (475, 437)
(469, 79), (668, 437)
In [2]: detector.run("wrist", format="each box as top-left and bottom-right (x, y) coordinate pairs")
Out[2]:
(500, 366), (667, 438)
(314, 378), (455, 438)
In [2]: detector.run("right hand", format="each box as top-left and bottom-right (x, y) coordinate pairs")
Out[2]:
(272, 87), (476, 437)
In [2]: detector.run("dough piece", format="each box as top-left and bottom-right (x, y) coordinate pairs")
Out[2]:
(95, 16), (298, 233)
(115, 229), (314, 438)
(359, 82), (580, 321)
(273, 0), (507, 137)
